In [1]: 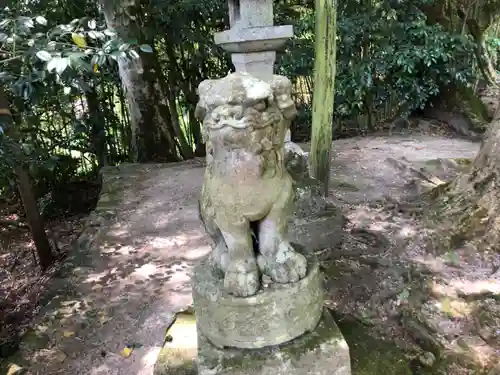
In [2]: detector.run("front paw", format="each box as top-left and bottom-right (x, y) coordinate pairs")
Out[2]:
(258, 243), (307, 283)
(224, 259), (260, 297)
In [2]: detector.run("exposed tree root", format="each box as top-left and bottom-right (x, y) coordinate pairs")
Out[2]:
(431, 114), (500, 252)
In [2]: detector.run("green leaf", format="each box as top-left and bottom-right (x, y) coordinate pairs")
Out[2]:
(35, 16), (47, 26)
(139, 44), (153, 53)
(68, 52), (86, 68)
(397, 288), (410, 302)
(36, 50), (52, 61)
(109, 50), (126, 60)
(103, 29), (116, 37)
(23, 18), (35, 28)
(118, 43), (130, 52)
(128, 50), (140, 59)
(88, 30), (99, 39)
(0, 33), (7, 42)
(46, 57), (60, 72)
(56, 57), (69, 74)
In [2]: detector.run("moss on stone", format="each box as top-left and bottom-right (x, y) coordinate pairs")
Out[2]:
(457, 86), (491, 131)
(279, 311), (344, 361)
(330, 178), (360, 192)
(154, 347), (197, 375)
(334, 313), (414, 375)
(199, 309), (348, 373)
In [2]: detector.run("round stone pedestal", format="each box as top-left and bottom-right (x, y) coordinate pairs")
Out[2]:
(192, 244), (323, 349)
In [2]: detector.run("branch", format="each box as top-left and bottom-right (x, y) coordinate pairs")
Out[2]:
(0, 219), (29, 230)
(0, 55), (23, 65)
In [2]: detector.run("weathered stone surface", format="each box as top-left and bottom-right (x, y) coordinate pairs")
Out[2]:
(192, 245), (323, 349)
(196, 72), (308, 298)
(154, 311), (198, 375)
(197, 309), (351, 375)
(284, 140), (346, 252)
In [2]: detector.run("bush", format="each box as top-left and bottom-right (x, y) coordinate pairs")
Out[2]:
(278, 0), (475, 138)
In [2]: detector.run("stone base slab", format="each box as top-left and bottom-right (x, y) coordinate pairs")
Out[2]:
(197, 308), (351, 375)
(154, 310), (198, 375)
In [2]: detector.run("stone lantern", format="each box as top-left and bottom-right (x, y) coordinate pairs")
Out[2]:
(214, 0), (293, 81)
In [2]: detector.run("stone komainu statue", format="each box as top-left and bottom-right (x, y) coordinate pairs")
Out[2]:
(195, 72), (307, 297)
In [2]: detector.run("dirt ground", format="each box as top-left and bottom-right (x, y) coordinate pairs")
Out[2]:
(0, 198), (93, 360)
(318, 134), (500, 373)
(1, 130), (499, 374)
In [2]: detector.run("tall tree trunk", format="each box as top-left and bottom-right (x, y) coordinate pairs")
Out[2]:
(466, 19), (497, 85)
(0, 88), (54, 271)
(309, 0), (337, 196)
(100, 0), (182, 162)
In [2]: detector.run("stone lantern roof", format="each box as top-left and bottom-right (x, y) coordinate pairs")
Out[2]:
(214, 0), (293, 81)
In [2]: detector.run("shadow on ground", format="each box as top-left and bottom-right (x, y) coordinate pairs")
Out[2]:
(1, 160), (210, 375)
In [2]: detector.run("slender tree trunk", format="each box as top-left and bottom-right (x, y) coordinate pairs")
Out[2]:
(15, 165), (54, 270)
(148, 52), (194, 160)
(309, 0), (337, 196)
(163, 43), (204, 156)
(466, 19), (497, 85)
(0, 88), (54, 270)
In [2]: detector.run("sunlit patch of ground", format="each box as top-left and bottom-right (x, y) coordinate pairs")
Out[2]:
(320, 134), (500, 372)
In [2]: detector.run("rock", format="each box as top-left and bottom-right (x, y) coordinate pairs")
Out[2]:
(154, 348), (196, 375)
(154, 311), (197, 375)
(192, 245), (323, 349)
(390, 117), (411, 133)
(197, 309), (351, 375)
(418, 119), (433, 133)
(423, 108), (481, 140)
(284, 140), (346, 252)
(418, 351), (436, 367)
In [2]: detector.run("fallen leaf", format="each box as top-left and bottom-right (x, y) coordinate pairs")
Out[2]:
(120, 347), (133, 358)
(99, 312), (110, 324)
(63, 331), (75, 338)
(7, 363), (25, 375)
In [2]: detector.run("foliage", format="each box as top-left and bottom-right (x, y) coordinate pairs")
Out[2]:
(0, 3), (150, 211)
(279, 0), (476, 137)
(486, 36), (500, 70)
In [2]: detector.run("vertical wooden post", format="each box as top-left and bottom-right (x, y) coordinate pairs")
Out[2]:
(309, 0), (337, 196)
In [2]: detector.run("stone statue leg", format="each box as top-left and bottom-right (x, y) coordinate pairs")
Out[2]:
(217, 215), (260, 297)
(198, 199), (229, 272)
(257, 178), (307, 283)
